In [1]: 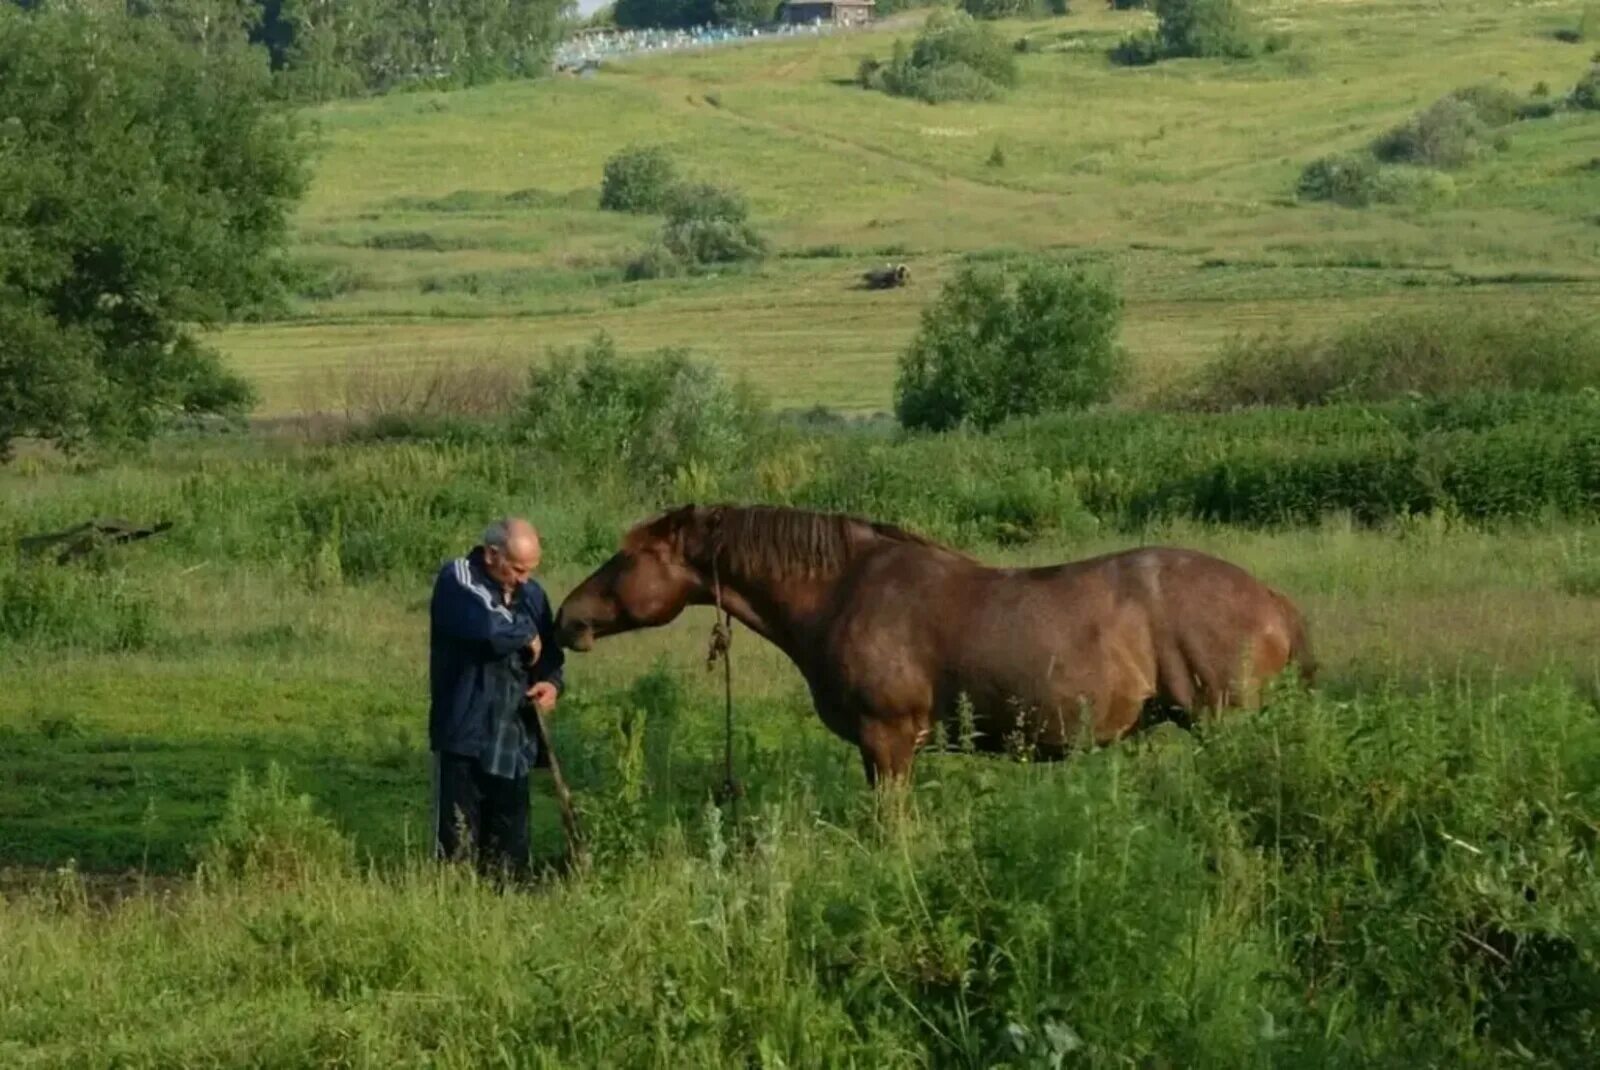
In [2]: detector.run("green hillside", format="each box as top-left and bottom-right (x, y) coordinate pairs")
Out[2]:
(219, 0), (1600, 414)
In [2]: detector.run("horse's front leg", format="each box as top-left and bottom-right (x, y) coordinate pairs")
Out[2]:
(857, 715), (926, 788)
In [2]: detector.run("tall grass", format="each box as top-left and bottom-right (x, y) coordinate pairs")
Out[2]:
(4, 681), (1597, 1065)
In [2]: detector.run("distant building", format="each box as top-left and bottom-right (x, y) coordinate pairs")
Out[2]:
(780, 0), (874, 27)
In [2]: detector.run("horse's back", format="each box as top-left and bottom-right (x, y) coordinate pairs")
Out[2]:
(972, 545), (1308, 723)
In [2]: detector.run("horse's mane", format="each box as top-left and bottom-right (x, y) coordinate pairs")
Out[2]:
(622, 504), (964, 579)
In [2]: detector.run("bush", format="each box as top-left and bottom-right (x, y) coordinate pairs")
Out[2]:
(1167, 306), (1600, 411)
(1112, 0), (1259, 65)
(662, 217), (769, 265)
(665, 182), (752, 226)
(623, 242), (685, 281)
(895, 258), (1125, 432)
(866, 11), (1020, 104)
(1154, 0), (1259, 58)
(1110, 28), (1162, 65)
(600, 145), (679, 214)
(1296, 153), (1382, 207)
(622, 182), (766, 276)
(1573, 67), (1600, 110)
(1373, 97), (1501, 169)
(515, 334), (767, 487)
(1448, 83), (1526, 127)
(199, 765), (353, 885)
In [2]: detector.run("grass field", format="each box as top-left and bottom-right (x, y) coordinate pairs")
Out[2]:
(220, 0), (1600, 414)
(7, 2), (1600, 1064)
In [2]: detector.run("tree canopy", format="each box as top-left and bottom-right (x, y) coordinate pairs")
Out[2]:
(0, 3), (308, 457)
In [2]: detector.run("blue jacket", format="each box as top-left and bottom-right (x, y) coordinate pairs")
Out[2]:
(428, 547), (565, 760)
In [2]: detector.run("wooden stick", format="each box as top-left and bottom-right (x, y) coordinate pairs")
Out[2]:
(528, 704), (588, 874)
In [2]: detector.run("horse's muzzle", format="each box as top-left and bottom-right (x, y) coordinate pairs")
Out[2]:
(555, 610), (595, 652)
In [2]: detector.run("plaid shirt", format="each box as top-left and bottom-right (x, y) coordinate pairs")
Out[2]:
(429, 548), (564, 780)
(481, 689), (539, 779)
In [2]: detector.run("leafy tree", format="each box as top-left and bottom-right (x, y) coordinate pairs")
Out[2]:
(712, 0), (780, 25)
(896, 259), (1120, 428)
(613, 0), (715, 30)
(244, 0), (566, 100)
(896, 259), (1124, 432)
(0, 4), (307, 458)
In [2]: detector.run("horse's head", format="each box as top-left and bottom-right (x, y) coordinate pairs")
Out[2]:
(556, 506), (707, 651)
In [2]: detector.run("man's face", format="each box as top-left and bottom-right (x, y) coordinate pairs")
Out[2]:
(485, 534), (540, 593)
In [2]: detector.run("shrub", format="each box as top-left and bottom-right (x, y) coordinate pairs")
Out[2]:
(199, 764), (353, 885)
(662, 217), (768, 265)
(1573, 66), (1600, 110)
(1155, 0), (1259, 58)
(623, 182), (766, 277)
(600, 145), (678, 214)
(665, 182), (752, 225)
(866, 11), (1020, 104)
(1110, 28), (1162, 65)
(895, 258), (1125, 432)
(1167, 305), (1600, 411)
(1296, 153), (1382, 207)
(1447, 83), (1526, 127)
(1112, 0), (1259, 65)
(906, 60), (1008, 103)
(515, 334), (766, 487)
(661, 183), (766, 266)
(623, 242), (685, 281)
(1373, 97), (1500, 169)
(1370, 166), (1456, 207)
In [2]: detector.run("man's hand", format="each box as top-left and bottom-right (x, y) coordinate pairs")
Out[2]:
(528, 634), (543, 663)
(527, 681), (558, 714)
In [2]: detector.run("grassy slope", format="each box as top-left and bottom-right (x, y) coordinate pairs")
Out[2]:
(219, 0), (1600, 414)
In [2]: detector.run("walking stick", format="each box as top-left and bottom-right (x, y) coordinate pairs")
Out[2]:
(528, 702), (589, 874)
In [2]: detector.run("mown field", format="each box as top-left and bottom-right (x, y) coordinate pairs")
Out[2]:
(219, 0), (1600, 413)
(5, 0), (1600, 1065)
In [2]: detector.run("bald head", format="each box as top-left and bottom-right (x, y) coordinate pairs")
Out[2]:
(483, 516), (541, 593)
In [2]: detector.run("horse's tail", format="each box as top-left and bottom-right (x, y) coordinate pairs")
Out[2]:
(1277, 592), (1317, 688)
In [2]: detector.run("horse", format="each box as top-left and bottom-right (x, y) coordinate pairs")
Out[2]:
(555, 504), (1314, 786)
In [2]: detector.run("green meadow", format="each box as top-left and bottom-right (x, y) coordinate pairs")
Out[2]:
(5, 0), (1600, 1064)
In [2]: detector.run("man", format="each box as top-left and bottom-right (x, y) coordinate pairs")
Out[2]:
(429, 517), (564, 881)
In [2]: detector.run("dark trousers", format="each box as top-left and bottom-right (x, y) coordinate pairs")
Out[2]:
(432, 752), (530, 881)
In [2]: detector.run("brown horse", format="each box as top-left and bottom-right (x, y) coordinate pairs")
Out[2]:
(555, 505), (1314, 785)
